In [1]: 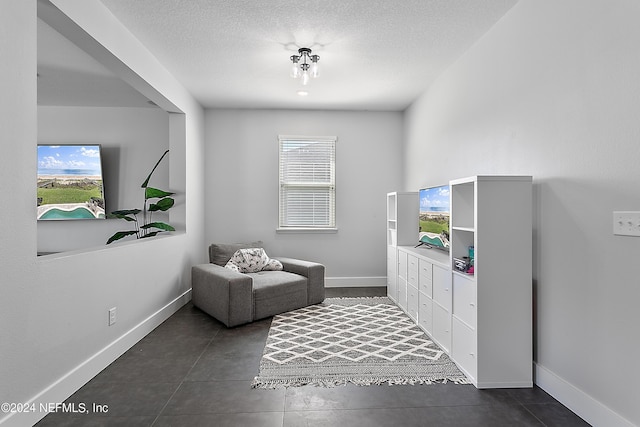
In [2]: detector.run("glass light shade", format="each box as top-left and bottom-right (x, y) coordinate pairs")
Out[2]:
(301, 70), (310, 86)
(290, 56), (300, 78)
(311, 56), (319, 78)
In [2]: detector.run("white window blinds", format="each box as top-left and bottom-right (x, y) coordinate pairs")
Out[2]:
(279, 136), (336, 229)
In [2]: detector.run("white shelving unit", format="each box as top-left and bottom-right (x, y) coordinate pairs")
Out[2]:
(449, 175), (533, 388)
(387, 176), (533, 389)
(386, 192), (418, 304)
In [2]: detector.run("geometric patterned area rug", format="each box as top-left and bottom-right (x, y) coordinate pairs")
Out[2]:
(252, 297), (469, 388)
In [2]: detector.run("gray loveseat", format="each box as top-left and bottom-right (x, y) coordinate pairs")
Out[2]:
(191, 242), (325, 327)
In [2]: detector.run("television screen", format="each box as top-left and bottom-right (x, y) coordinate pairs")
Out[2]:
(418, 185), (450, 251)
(37, 144), (106, 220)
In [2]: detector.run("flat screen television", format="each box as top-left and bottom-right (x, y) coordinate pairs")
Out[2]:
(417, 185), (450, 251)
(37, 144), (106, 220)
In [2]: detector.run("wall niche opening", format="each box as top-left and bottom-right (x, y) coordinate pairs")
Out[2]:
(37, 0), (185, 256)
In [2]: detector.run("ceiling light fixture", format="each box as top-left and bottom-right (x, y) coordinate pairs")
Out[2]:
(290, 48), (319, 86)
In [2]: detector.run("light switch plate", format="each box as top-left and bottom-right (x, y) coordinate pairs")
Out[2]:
(613, 211), (640, 237)
(108, 307), (117, 326)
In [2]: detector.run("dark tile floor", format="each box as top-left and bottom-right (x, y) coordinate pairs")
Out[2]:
(37, 288), (590, 427)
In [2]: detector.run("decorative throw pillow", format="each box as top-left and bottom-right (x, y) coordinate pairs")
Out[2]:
(224, 262), (240, 273)
(263, 258), (283, 271)
(224, 247), (284, 273)
(209, 241), (264, 266)
(225, 248), (268, 273)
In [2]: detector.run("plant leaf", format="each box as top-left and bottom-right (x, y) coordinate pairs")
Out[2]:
(140, 222), (175, 231)
(141, 231), (160, 238)
(106, 230), (138, 244)
(149, 197), (175, 212)
(141, 149), (169, 188)
(145, 187), (174, 199)
(109, 209), (141, 216)
(107, 211), (139, 222)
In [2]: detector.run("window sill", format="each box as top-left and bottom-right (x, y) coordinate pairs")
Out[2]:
(276, 227), (338, 234)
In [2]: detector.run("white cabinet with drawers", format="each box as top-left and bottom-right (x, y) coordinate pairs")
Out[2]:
(397, 246), (450, 351)
(387, 176), (532, 389)
(418, 291), (433, 334)
(418, 259), (433, 297)
(397, 249), (408, 311)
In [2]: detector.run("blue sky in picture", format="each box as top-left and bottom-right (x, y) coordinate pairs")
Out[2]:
(420, 185), (450, 213)
(37, 145), (103, 176)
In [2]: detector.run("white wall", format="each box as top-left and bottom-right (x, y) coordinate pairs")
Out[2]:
(0, 1), (205, 426)
(404, 1), (640, 426)
(37, 106), (170, 252)
(205, 109), (403, 283)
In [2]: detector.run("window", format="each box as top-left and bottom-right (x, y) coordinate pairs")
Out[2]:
(278, 136), (336, 230)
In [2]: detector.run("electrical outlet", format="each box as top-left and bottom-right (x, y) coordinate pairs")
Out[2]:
(613, 211), (640, 237)
(108, 307), (117, 326)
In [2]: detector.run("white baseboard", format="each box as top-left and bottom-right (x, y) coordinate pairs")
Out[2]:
(0, 290), (191, 427)
(325, 276), (387, 288)
(534, 362), (635, 427)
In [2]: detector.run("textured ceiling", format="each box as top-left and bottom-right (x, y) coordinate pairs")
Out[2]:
(98, 0), (518, 111)
(40, 0), (518, 111)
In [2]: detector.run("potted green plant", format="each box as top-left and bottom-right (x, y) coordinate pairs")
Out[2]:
(106, 149), (175, 244)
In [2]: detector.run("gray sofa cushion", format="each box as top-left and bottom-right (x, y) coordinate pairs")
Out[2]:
(249, 271), (308, 320)
(209, 241), (263, 266)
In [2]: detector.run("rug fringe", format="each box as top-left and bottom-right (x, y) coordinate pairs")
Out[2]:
(251, 376), (471, 389)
